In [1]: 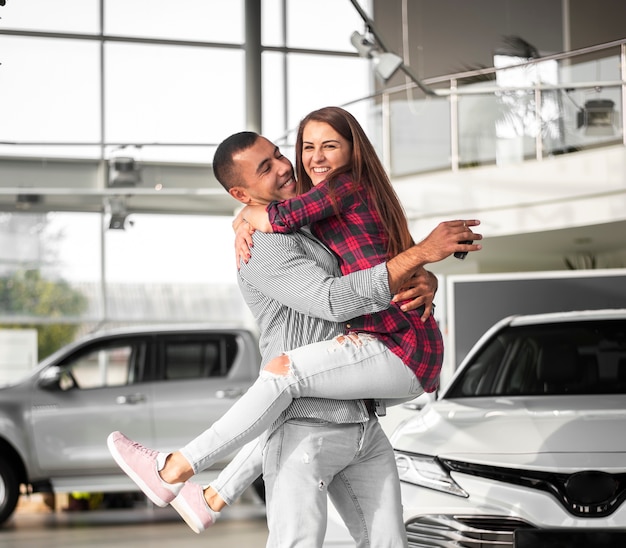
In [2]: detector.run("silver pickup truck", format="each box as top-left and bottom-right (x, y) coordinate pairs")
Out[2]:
(0, 324), (262, 525)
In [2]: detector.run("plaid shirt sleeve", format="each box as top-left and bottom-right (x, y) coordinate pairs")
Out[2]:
(266, 174), (359, 234)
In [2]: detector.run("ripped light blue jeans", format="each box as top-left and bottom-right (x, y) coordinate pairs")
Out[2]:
(180, 333), (423, 474)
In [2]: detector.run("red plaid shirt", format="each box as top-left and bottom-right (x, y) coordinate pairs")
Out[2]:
(267, 173), (443, 392)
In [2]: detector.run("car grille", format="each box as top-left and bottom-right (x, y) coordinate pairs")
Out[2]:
(442, 459), (626, 517)
(405, 514), (534, 548)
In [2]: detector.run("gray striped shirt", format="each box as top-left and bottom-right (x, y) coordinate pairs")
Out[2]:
(237, 227), (392, 424)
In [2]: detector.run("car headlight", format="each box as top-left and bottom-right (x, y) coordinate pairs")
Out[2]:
(394, 451), (468, 497)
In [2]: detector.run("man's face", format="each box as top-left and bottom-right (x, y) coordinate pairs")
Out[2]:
(230, 136), (297, 206)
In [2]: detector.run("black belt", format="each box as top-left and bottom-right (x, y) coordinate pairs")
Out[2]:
(364, 399), (386, 416)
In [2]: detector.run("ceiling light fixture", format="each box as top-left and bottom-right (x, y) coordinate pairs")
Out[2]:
(350, 31), (403, 82)
(106, 197), (129, 230)
(108, 146), (142, 187)
(348, 0), (436, 96)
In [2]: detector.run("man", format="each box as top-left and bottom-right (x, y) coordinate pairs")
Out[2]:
(209, 132), (480, 546)
(109, 131), (481, 547)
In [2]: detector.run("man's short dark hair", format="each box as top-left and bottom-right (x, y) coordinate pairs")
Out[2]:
(212, 131), (259, 191)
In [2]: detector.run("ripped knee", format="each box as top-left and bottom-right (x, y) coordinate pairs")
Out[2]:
(262, 353), (291, 376)
(336, 333), (363, 346)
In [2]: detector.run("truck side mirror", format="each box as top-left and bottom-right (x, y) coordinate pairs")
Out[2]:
(37, 366), (63, 390)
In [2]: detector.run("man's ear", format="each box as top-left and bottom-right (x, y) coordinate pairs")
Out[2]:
(229, 186), (251, 204)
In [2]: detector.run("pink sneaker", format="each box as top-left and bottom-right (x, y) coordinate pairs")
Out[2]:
(107, 431), (182, 507)
(170, 482), (220, 534)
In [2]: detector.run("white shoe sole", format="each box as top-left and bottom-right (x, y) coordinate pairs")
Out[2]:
(170, 496), (205, 534)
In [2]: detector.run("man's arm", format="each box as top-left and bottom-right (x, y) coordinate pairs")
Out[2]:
(238, 231), (393, 322)
(391, 267), (438, 320)
(238, 219), (480, 324)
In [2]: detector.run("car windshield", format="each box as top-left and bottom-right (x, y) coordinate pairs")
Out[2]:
(447, 319), (626, 398)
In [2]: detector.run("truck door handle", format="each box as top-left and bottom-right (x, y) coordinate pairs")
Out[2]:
(116, 393), (146, 405)
(215, 388), (246, 399)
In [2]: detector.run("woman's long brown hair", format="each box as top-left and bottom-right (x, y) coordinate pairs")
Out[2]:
(295, 106), (414, 258)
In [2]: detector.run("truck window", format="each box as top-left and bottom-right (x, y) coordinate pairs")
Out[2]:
(60, 342), (146, 390)
(161, 334), (239, 380)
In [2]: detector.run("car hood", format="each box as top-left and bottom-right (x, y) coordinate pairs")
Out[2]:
(391, 395), (626, 471)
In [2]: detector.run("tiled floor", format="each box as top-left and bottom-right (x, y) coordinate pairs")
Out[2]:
(1, 492), (356, 547)
(0, 494), (269, 547)
(0, 409), (414, 546)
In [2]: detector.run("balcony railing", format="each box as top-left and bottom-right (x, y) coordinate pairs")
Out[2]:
(280, 39), (626, 179)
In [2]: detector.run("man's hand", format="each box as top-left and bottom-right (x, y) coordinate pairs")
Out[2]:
(391, 268), (438, 321)
(415, 219), (482, 263)
(387, 219), (482, 292)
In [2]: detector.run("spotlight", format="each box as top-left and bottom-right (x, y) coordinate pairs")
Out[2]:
(371, 51), (403, 82)
(106, 197), (129, 230)
(109, 213), (127, 230)
(350, 31), (402, 82)
(108, 156), (141, 187)
(350, 31), (376, 57)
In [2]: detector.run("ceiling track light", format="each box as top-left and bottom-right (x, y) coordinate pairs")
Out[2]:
(106, 196), (129, 230)
(348, 0), (436, 96)
(108, 146), (143, 188)
(350, 31), (403, 82)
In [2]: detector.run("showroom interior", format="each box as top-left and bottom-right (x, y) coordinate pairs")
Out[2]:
(1, 0), (626, 545)
(1, 0), (626, 360)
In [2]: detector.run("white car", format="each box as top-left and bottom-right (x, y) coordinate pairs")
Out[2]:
(391, 309), (626, 548)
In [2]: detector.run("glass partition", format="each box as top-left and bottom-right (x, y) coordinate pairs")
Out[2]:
(457, 86), (499, 167)
(389, 93), (451, 175)
(0, 211), (250, 360)
(347, 41), (625, 177)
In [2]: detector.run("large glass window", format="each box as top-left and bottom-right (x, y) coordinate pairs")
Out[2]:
(285, 0), (364, 51)
(0, 0), (373, 359)
(0, 0), (100, 34)
(286, 53), (370, 130)
(262, 51), (288, 142)
(0, 36), (101, 144)
(0, 0), (370, 159)
(263, 0), (368, 51)
(261, 0), (284, 47)
(104, 0), (244, 43)
(103, 214), (233, 285)
(104, 43), (245, 145)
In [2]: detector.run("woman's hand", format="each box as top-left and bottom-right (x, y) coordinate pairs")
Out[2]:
(232, 205), (275, 269)
(392, 268), (438, 321)
(234, 205), (273, 233)
(233, 211), (256, 269)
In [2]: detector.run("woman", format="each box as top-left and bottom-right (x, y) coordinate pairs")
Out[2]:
(234, 106), (443, 395)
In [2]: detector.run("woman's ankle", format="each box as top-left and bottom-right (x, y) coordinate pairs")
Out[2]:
(159, 452), (194, 484)
(204, 486), (227, 512)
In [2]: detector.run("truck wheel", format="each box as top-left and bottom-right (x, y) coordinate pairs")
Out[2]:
(0, 456), (20, 526)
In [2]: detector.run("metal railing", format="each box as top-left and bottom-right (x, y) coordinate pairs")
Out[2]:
(280, 39), (626, 179)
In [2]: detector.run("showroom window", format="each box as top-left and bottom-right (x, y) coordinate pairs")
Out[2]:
(0, 0), (373, 360)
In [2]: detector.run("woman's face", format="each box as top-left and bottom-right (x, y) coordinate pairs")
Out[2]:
(301, 120), (352, 186)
